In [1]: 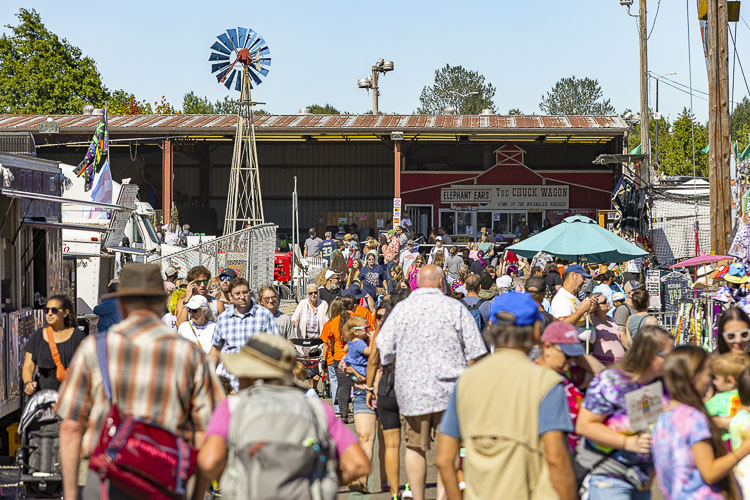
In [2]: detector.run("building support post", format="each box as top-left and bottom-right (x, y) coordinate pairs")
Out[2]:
(394, 140), (401, 198)
(162, 138), (173, 223)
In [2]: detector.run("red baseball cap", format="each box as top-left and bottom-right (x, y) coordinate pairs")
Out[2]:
(541, 321), (586, 357)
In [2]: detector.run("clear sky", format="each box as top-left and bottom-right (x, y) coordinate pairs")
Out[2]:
(2, 0), (749, 123)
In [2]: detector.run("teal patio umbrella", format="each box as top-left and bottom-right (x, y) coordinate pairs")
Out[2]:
(506, 216), (648, 264)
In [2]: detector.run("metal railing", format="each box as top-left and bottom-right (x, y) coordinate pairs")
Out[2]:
(650, 311), (679, 333)
(149, 223), (277, 294)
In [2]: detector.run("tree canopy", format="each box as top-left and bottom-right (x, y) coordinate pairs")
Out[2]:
(308, 103), (341, 114)
(417, 64), (496, 114)
(0, 8), (108, 114)
(539, 76), (616, 115)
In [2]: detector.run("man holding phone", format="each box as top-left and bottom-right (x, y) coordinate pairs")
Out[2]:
(175, 265), (224, 327)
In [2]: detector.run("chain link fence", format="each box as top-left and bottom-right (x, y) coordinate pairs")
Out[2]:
(149, 224), (277, 294)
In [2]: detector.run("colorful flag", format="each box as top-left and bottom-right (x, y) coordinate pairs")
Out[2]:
(74, 108), (109, 191)
(87, 160), (113, 220)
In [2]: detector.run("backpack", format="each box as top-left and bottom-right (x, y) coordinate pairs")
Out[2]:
(465, 298), (487, 331)
(221, 384), (338, 500)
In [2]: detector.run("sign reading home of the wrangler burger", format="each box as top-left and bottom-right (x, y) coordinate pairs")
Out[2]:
(440, 185), (569, 209)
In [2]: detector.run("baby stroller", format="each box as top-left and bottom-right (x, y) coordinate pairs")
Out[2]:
(291, 338), (330, 398)
(17, 390), (62, 499)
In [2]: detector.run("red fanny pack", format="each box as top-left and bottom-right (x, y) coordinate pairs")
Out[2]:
(89, 332), (197, 500)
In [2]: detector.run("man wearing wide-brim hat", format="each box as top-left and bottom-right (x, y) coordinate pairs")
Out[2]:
(56, 263), (225, 500)
(197, 334), (371, 490)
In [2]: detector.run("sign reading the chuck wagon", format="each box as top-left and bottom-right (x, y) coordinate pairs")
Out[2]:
(441, 185), (569, 210)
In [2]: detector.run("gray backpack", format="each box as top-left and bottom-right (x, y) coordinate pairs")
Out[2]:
(220, 383), (338, 500)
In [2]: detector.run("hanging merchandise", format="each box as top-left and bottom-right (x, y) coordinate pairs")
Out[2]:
(73, 108), (109, 192)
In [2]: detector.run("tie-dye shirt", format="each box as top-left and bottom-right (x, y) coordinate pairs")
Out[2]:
(581, 368), (657, 483)
(652, 403), (723, 500)
(730, 409), (750, 451)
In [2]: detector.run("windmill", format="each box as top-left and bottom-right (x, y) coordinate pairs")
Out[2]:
(209, 27), (271, 235)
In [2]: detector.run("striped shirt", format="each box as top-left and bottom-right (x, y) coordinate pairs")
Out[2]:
(55, 311), (224, 457)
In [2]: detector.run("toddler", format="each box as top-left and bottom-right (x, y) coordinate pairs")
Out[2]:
(342, 315), (370, 383)
(730, 366), (750, 497)
(706, 351), (750, 428)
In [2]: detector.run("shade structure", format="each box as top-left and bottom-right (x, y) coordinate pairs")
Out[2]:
(506, 216), (648, 264)
(669, 255), (733, 269)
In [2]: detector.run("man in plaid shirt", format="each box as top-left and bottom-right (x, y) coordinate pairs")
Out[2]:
(209, 277), (280, 392)
(56, 263), (224, 499)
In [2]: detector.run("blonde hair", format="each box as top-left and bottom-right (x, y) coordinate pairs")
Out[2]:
(167, 288), (186, 315)
(433, 251), (445, 268)
(341, 315), (368, 343)
(712, 352), (750, 380)
(293, 361), (308, 381)
(390, 265), (404, 281)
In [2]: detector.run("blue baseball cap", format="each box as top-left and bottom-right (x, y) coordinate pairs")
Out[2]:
(489, 292), (544, 326)
(565, 264), (591, 278)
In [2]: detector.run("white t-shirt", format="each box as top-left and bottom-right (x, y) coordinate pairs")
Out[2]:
(162, 225), (180, 245)
(428, 246), (449, 264)
(400, 250), (419, 273)
(549, 287), (585, 327)
(177, 320), (217, 354)
(162, 312), (177, 331)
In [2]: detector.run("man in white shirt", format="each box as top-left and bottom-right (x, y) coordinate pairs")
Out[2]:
(549, 264), (596, 330)
(400, 239), (419, 274)
(428, 236), (450, 264)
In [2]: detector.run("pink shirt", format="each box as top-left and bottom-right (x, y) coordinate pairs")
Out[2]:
(205, 396), (358, 459)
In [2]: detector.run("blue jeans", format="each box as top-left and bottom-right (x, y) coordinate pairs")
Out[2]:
(587, 474), (651, 500)
(328, 364), (339, 414)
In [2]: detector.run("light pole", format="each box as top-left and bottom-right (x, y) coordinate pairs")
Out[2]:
(649, 71), (676, 165)
(448, 90), (479, 114)
(357, 58), (394, 114)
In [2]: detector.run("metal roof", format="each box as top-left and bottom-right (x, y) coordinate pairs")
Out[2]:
(0, 114), (628, 137)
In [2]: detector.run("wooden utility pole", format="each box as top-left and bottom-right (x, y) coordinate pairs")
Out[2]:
(707, 0), (732, 254)
(639, 0), (650, 186)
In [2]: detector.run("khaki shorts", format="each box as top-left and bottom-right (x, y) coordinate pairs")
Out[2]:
(401, 411), (444, 452)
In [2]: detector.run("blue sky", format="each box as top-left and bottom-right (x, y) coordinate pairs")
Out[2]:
(2, 0), (748, 122)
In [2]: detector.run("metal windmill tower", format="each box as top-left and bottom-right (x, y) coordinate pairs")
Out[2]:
(209, 27), (271, 234)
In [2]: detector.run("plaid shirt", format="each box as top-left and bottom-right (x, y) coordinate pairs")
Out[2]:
(212, 301), (280, 390)
(55, 311), (224, 457)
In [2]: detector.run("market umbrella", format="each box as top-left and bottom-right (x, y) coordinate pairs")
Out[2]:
(505, 215), (648, 264)
(669, 254), (733, 269)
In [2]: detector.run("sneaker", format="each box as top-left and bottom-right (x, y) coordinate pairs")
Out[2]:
(402, 484), (414, 499)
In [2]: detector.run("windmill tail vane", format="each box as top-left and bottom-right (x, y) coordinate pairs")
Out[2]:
(74, 107), (109, 192)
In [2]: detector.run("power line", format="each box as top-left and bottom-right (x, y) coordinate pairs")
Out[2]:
(728, 27), (750, 98)
(648, 0), (663, 40)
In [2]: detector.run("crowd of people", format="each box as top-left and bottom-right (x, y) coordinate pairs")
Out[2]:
(19, 222), (750, 499)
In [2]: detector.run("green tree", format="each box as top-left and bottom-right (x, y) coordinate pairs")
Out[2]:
(308, 103), (340, 114)
(539, 76), (616, 115)
(732, 96), (750, 139)
(508, 108), (523, 115)
(182, 91), (215, 114)
(108, 89), (152, 114)
(417, 64), (496, 114)
(0, 8), (108, 113)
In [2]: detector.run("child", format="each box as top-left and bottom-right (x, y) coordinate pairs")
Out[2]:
(731, 366), (750, 497)
(706, 352), (750, 443)
(652, 345), (750, 499)
(342, 315), (370, 383)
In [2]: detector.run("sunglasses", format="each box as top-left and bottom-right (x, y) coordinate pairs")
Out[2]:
(44, 307), (62, 315)
(195, 280), (210, 286)
(262, 296), (277, 303)
(723, 329), (750, 344)
(219, 276), (232, 282)
(376, 313), (385, 320)
(351, 325), (371, 332)
(308, 291), (319, 296)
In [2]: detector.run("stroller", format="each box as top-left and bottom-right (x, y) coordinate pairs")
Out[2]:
(17, 390), (62, 499)
(291, 338), (330, 398)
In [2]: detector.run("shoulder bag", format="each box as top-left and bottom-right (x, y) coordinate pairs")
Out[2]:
(89, 332), (197, 500)
(44, 327), (68, 382)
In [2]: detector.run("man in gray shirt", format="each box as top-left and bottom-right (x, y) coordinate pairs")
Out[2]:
(303, 228), (322, 258)
(445, 246), (463, 281)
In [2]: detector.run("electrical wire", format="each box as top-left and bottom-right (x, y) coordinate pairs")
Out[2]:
(728, 28), (750, 98)
(686, 0), (698, 238)
(648, 0), (662, 40)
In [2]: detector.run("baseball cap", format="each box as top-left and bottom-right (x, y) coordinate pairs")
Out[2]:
(496, 275), (513, 289)
(612, 291), (626, 302)
(185, 295), (208, 310)
(541, 322), (586, 357)
(726, 263), (749, 284)
(387, 229), (396, 235)
(324, 269), (340, 280)
(525, 276), (547, 294)
(219, 268), (238, 280)
(565, 264), (591, 278)
(489, 292), (544, 326)
(165, 265), (179, 277)
(344, 234), (352, 241)
(624, 280), (644, 294)
(308, 227), (316, 234)
(435, 235), (443, 241)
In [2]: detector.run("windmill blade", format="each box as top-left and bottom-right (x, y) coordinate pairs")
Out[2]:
(247, 68), (263, 86)
(227, 29), (239, 51)
(235, 72), (242, 92)
(218, 33), (236, 52)
(238, 27), (248, 48)
(257, 47), (271, 57)
(224, 69), (237, 90)
(243, 29), (258, 49)
(209, 52), (230, 62)
(210, 41), (231, 56)
(247, 35), (264, 51)
(212, 62), (230, 74)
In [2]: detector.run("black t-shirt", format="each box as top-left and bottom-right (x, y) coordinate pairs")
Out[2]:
(544, 273), (563, 298)
(318, 286), (341, 305)
(24, 328), (86, 391)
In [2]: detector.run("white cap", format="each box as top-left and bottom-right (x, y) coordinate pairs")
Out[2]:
(496, 275), (513, 289)
(185, 295), (208, 310)
(435, 236), (443, 241)
(324, 270), (339, 280)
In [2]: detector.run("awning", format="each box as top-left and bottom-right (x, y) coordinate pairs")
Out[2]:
(22, 221), (113, 232)
(1, 189), (129, 210)
(104, 246), (151, 256)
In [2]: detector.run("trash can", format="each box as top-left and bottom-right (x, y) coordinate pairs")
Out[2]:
(6, 422), (20, 457)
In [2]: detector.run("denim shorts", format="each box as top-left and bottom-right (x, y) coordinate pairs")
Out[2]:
(352, 387), (375, 415)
